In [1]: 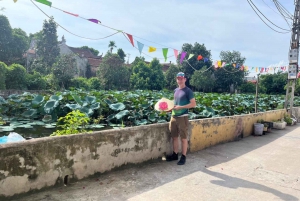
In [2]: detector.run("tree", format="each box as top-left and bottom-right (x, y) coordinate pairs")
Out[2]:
(5, 64), (27, 90)
(0, 62), (7, 89)
(52, 54), (78, 89)
(11, 28), (29, 64)
(117, 48), (126, 62)
(97, 53), (130, 90)
(0, 15), (13, 63)
(259, 72), (287, 94)
(130, 58), (165, 90)
(214, 50), (247, 92)
(36, 17), (60, 74)
(179, 42), (213, 86)
(165, 64), (179, 89)
(190, 67), (215, 92)
(108, 41), (116, 53)
(80, 46), (99, 57)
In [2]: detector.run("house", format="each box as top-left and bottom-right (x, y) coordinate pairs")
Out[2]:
(59, 36), (102, 77)
(25, 36), (102, 77)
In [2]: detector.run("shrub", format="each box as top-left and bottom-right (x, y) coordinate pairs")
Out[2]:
(68, 77), (90, 90)
(5, 63), (27, 90)
(26, 71), (47, 90)
(88, 77), (102, 90)
(0, 62), (8, 89)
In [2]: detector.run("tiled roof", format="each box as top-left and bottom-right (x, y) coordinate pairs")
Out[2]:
(88, 58), (102, 68)
(68, 47), (100, 59)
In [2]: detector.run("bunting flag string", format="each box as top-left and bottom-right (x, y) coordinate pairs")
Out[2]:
(26, 0), (291, 69)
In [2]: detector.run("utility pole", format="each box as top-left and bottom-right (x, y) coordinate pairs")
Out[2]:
(255, 74), (260, 113)
(284, 0), (300, 114)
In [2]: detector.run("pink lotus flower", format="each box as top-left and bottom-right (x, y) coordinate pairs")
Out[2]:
(159, 102), (168, 110)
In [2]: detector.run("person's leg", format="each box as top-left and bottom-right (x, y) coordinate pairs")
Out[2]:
(167, 117), (179, 161)
(177, 116), (189, 165)
(181, 138), (188, 155)
(173, 137), (179, 153)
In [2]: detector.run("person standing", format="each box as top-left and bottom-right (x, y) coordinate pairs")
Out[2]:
(166, 72), (196, 165)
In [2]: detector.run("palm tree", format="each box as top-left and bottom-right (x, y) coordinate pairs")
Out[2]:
(108, 41), (116, 53)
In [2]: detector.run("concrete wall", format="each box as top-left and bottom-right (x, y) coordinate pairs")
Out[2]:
(0, 109), (291, 198)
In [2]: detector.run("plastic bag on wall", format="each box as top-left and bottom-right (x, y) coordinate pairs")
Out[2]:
(0, 132), (25, 144)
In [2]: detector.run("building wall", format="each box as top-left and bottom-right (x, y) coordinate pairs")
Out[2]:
(59, 44), (87, 77)
(0, 109), (293, 198)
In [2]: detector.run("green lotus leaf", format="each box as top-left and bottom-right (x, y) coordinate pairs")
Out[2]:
(140, 103), (150, 109)
(0, 96), (7, 104)
(1, 126), (15, 132)
(49, 95), (63, 101)
(90, 102), (100, 110)
(157, 119), (167, 123)
(16, 124), (33, 128)
(115, 110), (129, 119)
(21, 109), (37, 118)
(84, 96), (96, 104)
(21, 102), (31, 107)
(65, 104), (81, 110)
(44, 100), (59, 114)
(44, 124), (56, 129)
(104, 99), (112, 105)
(42, 115), (52, 123)
(107, 114), (115, 121)
(32, 95), (45, 105)
(89, 124), (105, 128)
(109, 103), (125, 111)
(80, 107), (93, 117)
(148, 113), (157, 122)
(134, 119), (148, 126)
(71, 93), (83, 105)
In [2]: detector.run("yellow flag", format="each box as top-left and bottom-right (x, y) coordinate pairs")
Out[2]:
(149, 46), (156, 53)
(218, 61), (222, 67)
(13, 0), (17, 2)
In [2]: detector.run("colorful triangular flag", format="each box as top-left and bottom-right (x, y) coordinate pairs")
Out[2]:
(162, 48), (168, 62)
(126, 33), (134, 47)
(180, 52), (187, 64)
(188, 54), (194, 60)
(137, 41), (144, 55)
(174, 49), (178, 59)
(149, 46), (156, 53)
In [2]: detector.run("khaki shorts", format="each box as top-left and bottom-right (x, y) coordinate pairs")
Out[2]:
(169, 116), (189, 139)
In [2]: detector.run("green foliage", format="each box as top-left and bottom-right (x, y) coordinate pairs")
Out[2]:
(0, 15), (12, 64)
(11, 28), (29, 65)
(238, 81), (256, 93)
(214, 50), (246, 92)
(51, 110), (90, 136)
(69, 77), (90, 90)
(88, 77), (102, 90)
(80, 46), (99, 56)
(97, 53), (130, 90)
(259, 72), (287, 94)
(0, 62), (7, 89)
(5, 64), (27, 90)
(164, 64), (179, 90)
(108, 41), (116, 53)
(284, 114), (293, 125)
(179, 42), (212, 84)
(52, 54), (78, 89)
(26, 71), (47, 90)
(117, 48), (126, 62)
(36, 17), (60, 74)
(190, 67), (215, 92)
(130, 58), (165, 90)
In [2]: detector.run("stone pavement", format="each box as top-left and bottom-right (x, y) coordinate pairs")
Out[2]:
(8, 124), (300, 201)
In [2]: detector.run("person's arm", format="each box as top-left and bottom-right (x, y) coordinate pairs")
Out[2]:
(173, 98), (196, 110)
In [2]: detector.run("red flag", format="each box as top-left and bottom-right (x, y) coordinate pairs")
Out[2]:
(63, 11), (79, 17)
(126, 33), (134, 47)
(197, 55), (203, 60)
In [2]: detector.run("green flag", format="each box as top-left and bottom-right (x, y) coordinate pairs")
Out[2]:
(35, 0), (52, 7)
(162, 48), (168, 62)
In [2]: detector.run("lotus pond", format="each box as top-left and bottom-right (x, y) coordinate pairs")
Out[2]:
(0, 90), (299, 138)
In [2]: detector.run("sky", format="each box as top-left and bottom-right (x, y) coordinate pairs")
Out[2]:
(0, 0), (295, 76)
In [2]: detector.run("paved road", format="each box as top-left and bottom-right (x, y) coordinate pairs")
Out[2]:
(8, 124), (300, 201)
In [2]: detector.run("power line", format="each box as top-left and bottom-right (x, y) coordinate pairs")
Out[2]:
(247, 0), (290, 33)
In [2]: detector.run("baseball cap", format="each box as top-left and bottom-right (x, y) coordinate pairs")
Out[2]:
(176, 72), (185, 77)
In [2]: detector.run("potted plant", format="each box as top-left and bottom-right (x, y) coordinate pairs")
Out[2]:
(254, 119), (264, 135)
(273, 119), (287, 129)
(284, 114), (293, 126)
